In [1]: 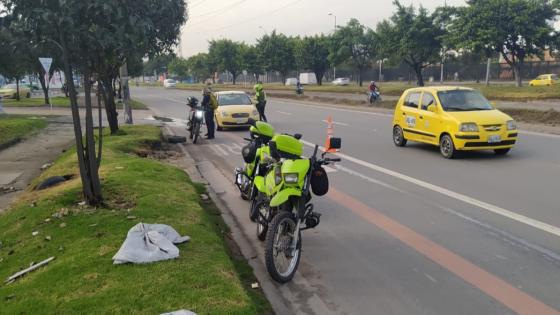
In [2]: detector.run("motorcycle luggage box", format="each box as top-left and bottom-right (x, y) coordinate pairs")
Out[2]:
(272, 134), (303, 159)
(311, 165), (329, 196)
(242, 142), (257, 163)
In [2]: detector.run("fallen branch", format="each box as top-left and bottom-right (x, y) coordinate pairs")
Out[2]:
(5, 256), (55, 284)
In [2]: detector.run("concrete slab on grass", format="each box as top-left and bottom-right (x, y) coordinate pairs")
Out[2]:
(0, 172), (22, 185)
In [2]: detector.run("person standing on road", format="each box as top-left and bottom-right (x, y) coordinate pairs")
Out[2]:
(201, 84), (218, 139)
(254, 82), (267, 122)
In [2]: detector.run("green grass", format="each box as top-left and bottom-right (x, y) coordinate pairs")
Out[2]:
(3, 97), (147, 110)
(3, 97), (70, 107)
(0, 125), (270, 315)
(0, 115), (48, 148)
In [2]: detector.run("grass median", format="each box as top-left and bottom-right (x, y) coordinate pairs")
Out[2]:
(0, 125), (270, 314)
(4, 97), (148, 110)
(0, 114), (48, 149)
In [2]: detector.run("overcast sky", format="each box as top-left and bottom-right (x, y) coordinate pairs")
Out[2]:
(179, 0), (466, 57)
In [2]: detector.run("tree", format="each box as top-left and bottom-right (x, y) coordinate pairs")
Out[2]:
(241, 44), (264, 82)
(5, 0), (186, 205)
(447, 0), (558, 87)
(377, 1), (443, 86)
(144, 54), (175, 77)
(294, 35), (331, 85)
(0, 18), (33, 101)
(256, 31), (295, 82)
(187, 53), (213, 83)
(168, 57), (189, 79)
(330, 19), (377, 86)
(208, 39), (244, 84)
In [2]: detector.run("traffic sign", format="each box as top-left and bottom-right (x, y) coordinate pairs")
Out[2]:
(39, 57), (53, 73)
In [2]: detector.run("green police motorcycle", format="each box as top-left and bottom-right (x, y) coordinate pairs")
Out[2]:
(234, 119), (275, 221)
(254, 134), (342, 283)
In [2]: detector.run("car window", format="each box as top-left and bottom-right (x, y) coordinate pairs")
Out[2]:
(404, 92), (421, 109)
(2, 84), (17, 89)
(420, 93), (436, 110)
(537, 75), (546, 80)
(217, 93), (252, 106)
(551, 74), (558, 80)
(437, 90), (493, 112)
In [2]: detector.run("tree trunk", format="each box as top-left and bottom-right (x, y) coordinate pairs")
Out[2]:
(60, 47), (99, 205)
(119, 63), (133, 124)
(232, 72), (237, 85)
(315, 70), (324, 85)
(82, 67), (103, 204)
(100, 77), (119, 134)
(16, 79), (20, 101)
(512, 63), (522, 87)
(38, 72), (50, 105)
(358, 69), (363, 87)
(415, 65), (425, 87)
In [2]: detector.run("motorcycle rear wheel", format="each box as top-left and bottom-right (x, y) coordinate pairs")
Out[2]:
(265, 211), (301, 283)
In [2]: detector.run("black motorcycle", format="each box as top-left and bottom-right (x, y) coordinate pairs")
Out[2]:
(186, 97), (205, 144)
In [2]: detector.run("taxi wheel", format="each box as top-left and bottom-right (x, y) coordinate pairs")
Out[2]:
(494, 148), (510, 155)
(393, 126), (407, 147)
(440, 134), (457, 159)
(217, 125), (223, 131)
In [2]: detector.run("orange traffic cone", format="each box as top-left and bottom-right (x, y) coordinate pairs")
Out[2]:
(324, 115), (338, 153)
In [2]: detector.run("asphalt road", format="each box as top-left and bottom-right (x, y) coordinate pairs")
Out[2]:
(134, 86), (560, 315)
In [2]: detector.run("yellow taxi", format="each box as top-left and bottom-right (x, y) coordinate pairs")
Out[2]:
(214, 91), (259, 130)
(392, 87), (518, 159)
(0, 83), (31, 99)
(529, 74), (558, 86)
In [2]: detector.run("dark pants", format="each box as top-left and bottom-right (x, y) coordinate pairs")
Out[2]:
(256, 102), (267, 122)
(205, 110), (215, 138)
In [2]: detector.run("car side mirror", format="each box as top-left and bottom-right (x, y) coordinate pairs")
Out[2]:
(490, 101), (497, 108)
(329, 137), (342, 150)
(427, 104), (437, 113)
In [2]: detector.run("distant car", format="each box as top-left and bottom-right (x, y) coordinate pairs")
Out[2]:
(214, 91), (259, 130)
(163, 79), (177, 88)
(392, 86), (517, 159)
(529, 74), (558, 86)
(332, 78), (350, 86)
(285, 78), (298, 86)
(0, 84), (31, 99)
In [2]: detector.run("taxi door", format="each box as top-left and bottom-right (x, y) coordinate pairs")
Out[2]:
(415, 92), (440, 145)
(400, 91), (422, 142)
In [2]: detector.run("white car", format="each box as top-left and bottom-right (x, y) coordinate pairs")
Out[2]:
(285, 78), (298, 86)
(332, 78), (350, 86)
(163, 79), (177, 88)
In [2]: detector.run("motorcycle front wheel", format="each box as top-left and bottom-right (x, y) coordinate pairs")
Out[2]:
(265, 211), (301, 283)
(192, 121), (201, 144)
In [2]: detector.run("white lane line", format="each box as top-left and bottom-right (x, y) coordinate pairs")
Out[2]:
(424, 273), (437, 283)
(322, 119), (349, 126)
(211, 144), (229, 156)
(276, 111), (292, 115)
(301, 140), (560, 238)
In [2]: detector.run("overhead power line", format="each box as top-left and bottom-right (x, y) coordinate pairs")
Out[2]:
(186, 0), (249, 27)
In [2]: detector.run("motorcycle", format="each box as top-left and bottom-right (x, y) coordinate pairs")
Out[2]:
(234, 119), (275, 219)
(256, 135), (342, 283)
(186, 97), (205, 144)
(296, 85), (304, 96)
(368, 89), (381, 105)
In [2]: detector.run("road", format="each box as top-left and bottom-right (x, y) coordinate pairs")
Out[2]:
(134, 86), (560, 315)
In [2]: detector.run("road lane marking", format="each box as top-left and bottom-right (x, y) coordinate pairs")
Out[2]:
(301, 140), (560, 238)
(328, 187), (560, 315)
(210, 144), (229, 156)
(276, 111), (292, 115)
(321, 119), (348, 126)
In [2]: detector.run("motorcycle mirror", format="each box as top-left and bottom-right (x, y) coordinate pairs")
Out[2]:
(269, 141), (281, 160)
(247, 118), (257, 127)
(294, 133), (302, 140)
(329, 137), (342, 150)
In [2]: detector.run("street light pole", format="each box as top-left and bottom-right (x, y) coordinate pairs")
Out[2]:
(328, 13), (337, 80)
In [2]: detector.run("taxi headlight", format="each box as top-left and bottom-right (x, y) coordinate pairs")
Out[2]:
(507, 120), (517, 130)
(460, 123), (479, 132)
(221, 111), (229, 117)
(283, 173), (298, 184)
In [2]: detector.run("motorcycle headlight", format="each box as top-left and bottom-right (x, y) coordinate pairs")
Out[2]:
(195, 110), (204, 120)
(221, 111), (229, 117)
(460, 123), (479, 132)
(283, 173), (298, 184)
(507, 120), (517, 130)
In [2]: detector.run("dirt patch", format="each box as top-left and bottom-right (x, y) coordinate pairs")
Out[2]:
(501, 108), (560, 126)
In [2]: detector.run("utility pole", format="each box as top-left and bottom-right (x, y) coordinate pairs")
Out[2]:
(120, 62), (133, 124)
(329, 13), (337, 80)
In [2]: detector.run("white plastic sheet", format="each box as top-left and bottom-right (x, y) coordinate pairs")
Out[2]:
(113, 223), (190, 264)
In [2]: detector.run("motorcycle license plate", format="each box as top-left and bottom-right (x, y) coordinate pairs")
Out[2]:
(488, 135), (501, 143)
(236, 118), (247, 124)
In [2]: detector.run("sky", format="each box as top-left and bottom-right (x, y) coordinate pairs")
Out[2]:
(179, 0), (466, 57)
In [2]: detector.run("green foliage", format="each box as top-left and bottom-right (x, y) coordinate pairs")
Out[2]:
(377, 1), (443, 86)
(330, 19), (377, 86)
(167, 57), (190, 79)
(143, 54), (175, 76)
(447, 0), (558, 86)
(294, 35), (331, 85)
(256, 31), (295, 80)
(0, 125), (270, 314)
(0, 114), (47, 147)
(208, 39), (244, 84)
(186, 53), (214, 83)
(241, 45), (264, 81)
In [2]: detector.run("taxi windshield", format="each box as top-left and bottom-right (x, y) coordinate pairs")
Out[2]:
(218, 93), (252, 106)
(437, 90), (493, 112)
